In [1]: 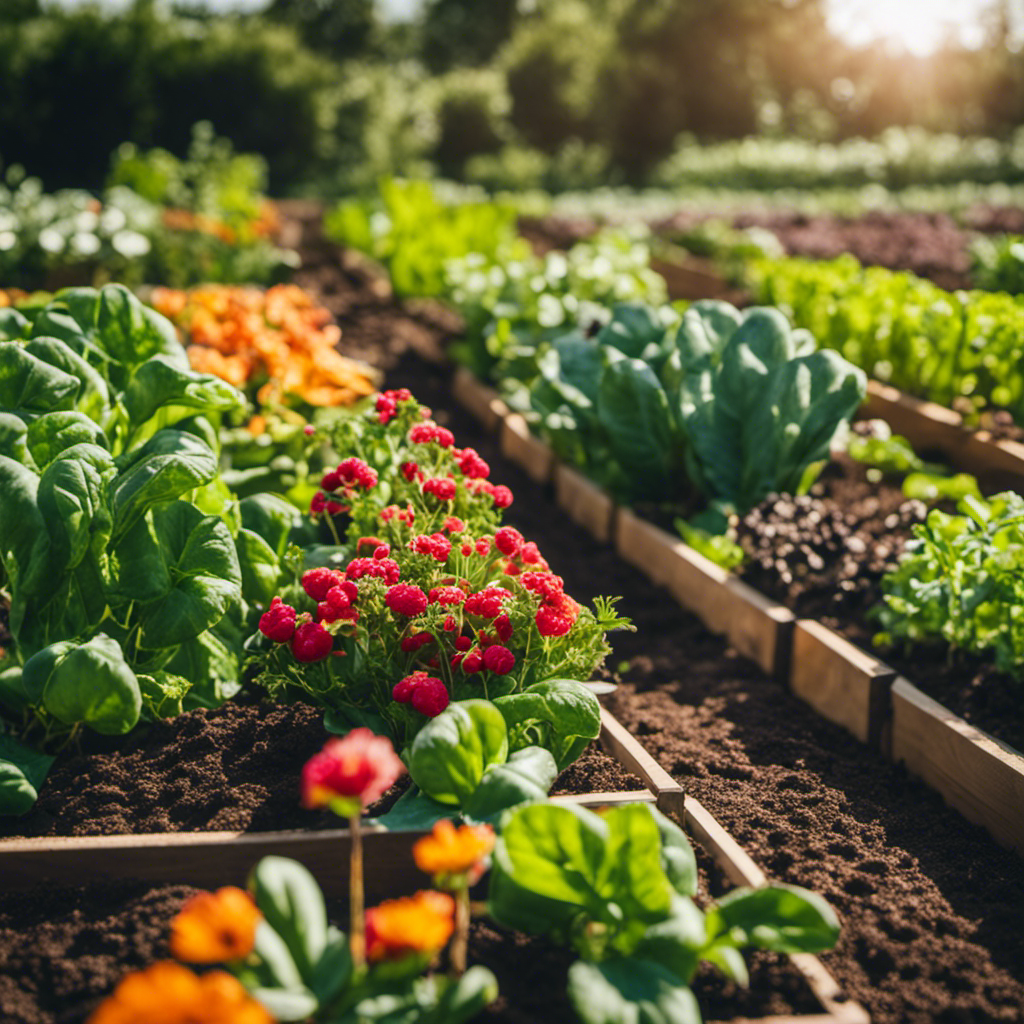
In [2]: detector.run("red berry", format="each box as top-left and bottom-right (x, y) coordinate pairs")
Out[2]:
(494, 527), (524, 557)
(410, 678), (450, 716)
(292, 621), (334, 662)
(259, 597), (296, 643)
(483, 645), (515, 675)
(385, 584), (429, 617)
(462, 649), (484, 674)
(303, 567), (341, 602)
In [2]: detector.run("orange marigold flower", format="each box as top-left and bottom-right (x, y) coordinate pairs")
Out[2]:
(87, 962), (272, 1024)
(364, 890), (455, 963)
(169, 887), (262, 964)
(413, 820), (495, 884)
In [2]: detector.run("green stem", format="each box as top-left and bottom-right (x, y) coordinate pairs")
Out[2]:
(451, 885), (470, 977)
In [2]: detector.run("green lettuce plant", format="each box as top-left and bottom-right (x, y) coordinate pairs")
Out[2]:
(489, 801), (840, 1024)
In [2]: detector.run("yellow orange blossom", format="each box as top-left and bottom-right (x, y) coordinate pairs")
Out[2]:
(161, 208), (237, 245)
(169, 886), (262, 963)
(413, 820), (495, 879)
(0, 289), (29, 309)
(87, 962), (272, 1024)
(152, 284), (378, 408)
(364, 890), (455, 963)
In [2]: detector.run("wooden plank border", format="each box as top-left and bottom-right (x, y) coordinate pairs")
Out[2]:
(554, 462), (617, 543)
(891, 677), (1024, 854)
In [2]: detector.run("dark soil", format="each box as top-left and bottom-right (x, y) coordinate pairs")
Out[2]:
(0, 696), (641, 839)
(735, 457), (1024, 752)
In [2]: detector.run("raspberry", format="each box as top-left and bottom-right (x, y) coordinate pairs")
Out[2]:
(535, 601), (577, 637)
(373, 544), (391, 561)
(461, 648), (484, 674)
(423, 477), (457, 502)
(386, 584), (429, 616)
(463, 587), (512, 619)
(303, 567), (342, 602)
(490, 485), (513, 509)
(494, 527), (524, 557)
(428, 586), (465, 606)
(392, 675), (418, 703)
(443, 516), (466, 534)
(410, 677), (450, 717)
(310, 492), (326, 514)
(401, 631), (434, 653)
(291, 621), (334, 662)
(456, 447), (490, 479)
(455, 635), (472, 652)
(337, 457), (378, 489)
(340, 580), (359, 603)
(325, 586), (352, 611)
(259, 597), (296, 643)
(483, 645), (515, 675)
(400, 461), (421, 482)
(494, 613), (513, 642)
(521, 572), (565, 601)
(520, 542), (543, 565)
(443, 615), (458, 632)
(321, 470), (342, 492)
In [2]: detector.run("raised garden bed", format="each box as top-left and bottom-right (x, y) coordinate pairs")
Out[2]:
(449, 366), (1024, 857)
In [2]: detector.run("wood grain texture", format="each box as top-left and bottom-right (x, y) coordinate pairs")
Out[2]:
(891, 676), (1024, 854)
(554, 463), (617, 543)
(499, 413), (555, 485)
(790, 620), (895, 747)
(614, 508), (733, 634)
(600, 707), (685, 820)
(723, 577), (795, 679)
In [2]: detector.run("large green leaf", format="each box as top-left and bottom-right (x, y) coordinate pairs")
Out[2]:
(706, 884), (841, 954)
(597, 304), (669, 360)
(493, 678), (601, 770)
(95, 285), (188, 370)
(165, 629), (241, 709)
(567, 958), (701, 1024)
(408, 699), (509, 807)
(0, 412), (32, 466)
(25, 336), (110, 424)
(110, 429), (218, 536)
(23, 634), (141, 735)
(236, 527), (282, 607)
(463, 745), (558, 822)
(123, 354), (242, 431)
(116, 501), (241, 649)
(0, 454), (52, 601)
(0, 343), (79, 414)
(25, 412), (108, 471)
(0, 735), (55, 817)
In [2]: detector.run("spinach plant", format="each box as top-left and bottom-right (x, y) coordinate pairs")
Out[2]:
(489, 801), (840, 1024)
(0, 285), (258, 815)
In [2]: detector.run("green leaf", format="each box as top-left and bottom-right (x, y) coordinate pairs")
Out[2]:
(240, 493), (305, 557)
(25, 412), (108, 471)
(463, 745), (558, 822)
(236, 527), (282, 607)
(123, 354), (242, 430)
(118, 501), (242, 649)
(649, 807), (698, 898)
(0, 411), (32, 467)
(252, 919), (306, 990)
(598, 304), (669, 360)
(567, 958), (701, 1024)
(0, 454), (52, 599)
(493, 678), (601, 770)
(165, 629), (241, 709)
(309, 927), (352, 1005)
(137, 670), (191, 720)
(249, 856), (329, 980)
(250, 988), (319, 1023)
(25, 336), (110, 423)
(95, 285), (187, 370)
(373, 786), (452, 831)
(408, 699), (509, 807)
(0, 342), (80, 414)
(25, 634), (141, 735)
(110, 429), (218, 536)
(0, 735), (55, 816)
(708, 884), (841, 954)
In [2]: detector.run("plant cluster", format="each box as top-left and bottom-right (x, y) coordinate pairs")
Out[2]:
(874, 491), (1024, 678)
(750, 253), (1024, 422)
(490, 299), (865, 530)
(324, 179), (522, 298)
(248, 389), (631, 823)
(970, 233), (1024, 296)
(0, 285), (297, 815)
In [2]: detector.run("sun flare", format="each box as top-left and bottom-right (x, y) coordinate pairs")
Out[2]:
(828, 0), (988, 57)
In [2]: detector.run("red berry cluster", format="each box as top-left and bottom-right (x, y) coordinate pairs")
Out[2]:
(392, 671), (450, 717)
(375, 388), (412, 425)
(409, 421), (455, 447)
(310, 457), (378, 515)
(522, 572), (580, 636)
(408, 533), (452, 562)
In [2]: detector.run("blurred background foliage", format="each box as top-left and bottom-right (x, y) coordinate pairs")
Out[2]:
(2, 0), (1024, 196)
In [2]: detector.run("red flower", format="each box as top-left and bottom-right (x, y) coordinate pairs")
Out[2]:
(401, 631), (434, 653)
(490, 485), (513, 508)
(347, 557), (401, 584)
(409, 533), (452, 563)
(454, 635), (472, 652)
(337, 457), (378, 489)
(321, 470), (342, 492)
(292, 621), (334, 661)
(386, 584), (429, 616)
(475, 538), (491, 556)
(373, 544), (391, 560)
(461, 648), (484, 674)
(483, 645), (515, 675)
(535, 594), (579, 637)
(400, 461), (421, 482)
(409, 422), (454, 447)
(259, 597), (296, 643)
(494, 613), (513, 642)
(301, 730), (404, 812)
(456, 447), (490, 479)
(463, 587), (512, 619)
(310, 491), (327, 514)
(411, 677), (450, 717)
(428, 586), (465, 606)
(423, 477), (457, 502)
(520, 541), (544, 566)
(443, 516), (466, 534)
(302, 568), (342, 602)
(494, 527), (524, 557)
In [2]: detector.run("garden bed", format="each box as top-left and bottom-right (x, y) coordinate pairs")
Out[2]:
(435, 355), (1024, 1020)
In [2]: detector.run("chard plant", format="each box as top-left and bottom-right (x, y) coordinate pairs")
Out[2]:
(248, 389), (631, 824)
(489, 801), (841, 1024)
(0, 285), (293, 816)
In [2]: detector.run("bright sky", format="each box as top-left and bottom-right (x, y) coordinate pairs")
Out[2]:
(45, 0), (1023, 55)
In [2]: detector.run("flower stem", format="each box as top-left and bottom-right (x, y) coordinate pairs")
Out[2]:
(349, 813), (366, 971)
(451, 884), (470, 976)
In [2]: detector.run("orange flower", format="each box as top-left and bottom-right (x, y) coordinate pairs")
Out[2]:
(87, 962), (272, 1024)
(413, 820), (495, 884)
(364, 890), (455, 963)
(169, 887), (262, 963)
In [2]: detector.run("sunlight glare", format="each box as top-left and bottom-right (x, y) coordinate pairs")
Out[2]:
(828, 0), (988, 57)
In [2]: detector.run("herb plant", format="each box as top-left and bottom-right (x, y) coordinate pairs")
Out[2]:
(489, 800), (840, 1024)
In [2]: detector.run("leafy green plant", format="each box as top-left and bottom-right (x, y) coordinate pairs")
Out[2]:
(971, 234), (1024, 295)
(874, 491), (1024, 676)
(489, 801), (840, 1024)
(750, 253), (1024, 421)
(325, 178), (521, 298)
(0, 285), (266, 815)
